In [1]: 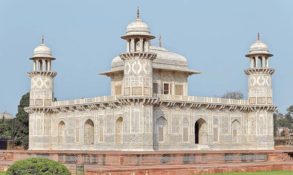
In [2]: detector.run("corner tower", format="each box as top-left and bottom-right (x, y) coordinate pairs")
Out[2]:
(245, 34), (275, 149)
(245, 34), (274, 105)
(120, 8), (157, 97)
(28, 37), (56, 150)
(117, 9), (157, 151)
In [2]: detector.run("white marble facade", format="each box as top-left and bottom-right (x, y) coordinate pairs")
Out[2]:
(26, 11), (276, 151)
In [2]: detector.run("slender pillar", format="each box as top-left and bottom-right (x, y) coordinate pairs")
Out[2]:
(130, 39), (135, 52)
(139, 38), (143, 52)
(33, 60), (36, 71)
(48, 61), (51, 71)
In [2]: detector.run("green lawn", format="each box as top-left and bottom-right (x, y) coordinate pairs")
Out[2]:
(210, 171), (293, 175)
(0, 173), (5, 175)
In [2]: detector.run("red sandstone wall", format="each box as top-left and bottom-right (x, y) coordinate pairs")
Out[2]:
(0, 150), (293, 175)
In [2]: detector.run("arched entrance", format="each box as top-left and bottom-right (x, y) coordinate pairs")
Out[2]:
(84, 119), (94, 145)
(115, 117), (123, 144)
(194, 118), (207, 144)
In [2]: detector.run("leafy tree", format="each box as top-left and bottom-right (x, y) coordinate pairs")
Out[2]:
(273, 107), (293, 136)
(12, 93), (29, 149)
(0, 119), (12, 138)
(222, 91), (244, 100)
(7, 158), (70, 175)
(285, 105), (293, 123)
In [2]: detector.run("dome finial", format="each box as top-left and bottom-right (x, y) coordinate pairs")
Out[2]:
(137, 6), (140, 19)
(257, 32), (260, 41)
(159, 35), (163, 47)
(41, 35), (45, 44)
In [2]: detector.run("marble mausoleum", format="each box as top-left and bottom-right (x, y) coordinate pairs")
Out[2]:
(26, 10), (276, 151)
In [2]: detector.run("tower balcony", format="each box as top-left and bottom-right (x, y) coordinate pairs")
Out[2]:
(120, 52), (157, 61)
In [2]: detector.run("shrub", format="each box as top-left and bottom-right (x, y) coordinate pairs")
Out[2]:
(7, 158), (70, 175)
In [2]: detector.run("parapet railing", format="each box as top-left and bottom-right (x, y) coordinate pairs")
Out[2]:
(157, 95), (249, 106)
(51, 95), (248, 107)
(52, 96), (118, 107)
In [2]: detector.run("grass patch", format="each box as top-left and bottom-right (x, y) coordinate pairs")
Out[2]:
(210, 171), (293, 175)
(0, 173), (5, 175)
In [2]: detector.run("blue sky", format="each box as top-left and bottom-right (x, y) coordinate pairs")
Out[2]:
(0, 0), (293, 115)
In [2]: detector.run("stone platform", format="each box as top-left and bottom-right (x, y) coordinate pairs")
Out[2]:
(1, 150), (293, 175)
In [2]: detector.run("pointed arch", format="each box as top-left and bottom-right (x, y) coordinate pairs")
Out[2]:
(84, 119), (94, 145)
(58, 121), (65, 144)
(157, 116), (167, 142)
(232, 119), (241, 143)
(194, 118), (208, 145)
(115, 117), (123, 144)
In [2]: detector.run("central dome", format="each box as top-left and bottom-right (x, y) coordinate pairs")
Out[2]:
(111, 46), (187, 68)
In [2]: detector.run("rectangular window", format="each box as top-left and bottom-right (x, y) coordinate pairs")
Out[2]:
(131, 110), (140, 133)
(172, 115), (180, 133)
(153, 83), (158, 94)
(115, 85), (122, 96)
(175, 84), (183, 95)
(163, 83), (170, 95)
(75, 128), (80, 143)
(183, 127), (189, 142)
(158, 127), (164, 142)
(213, 128), (219, 142)
(99, 120), (104, 142)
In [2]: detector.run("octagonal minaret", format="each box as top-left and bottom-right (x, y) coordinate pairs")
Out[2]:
(120, 8), (157, 97)
(28, 37), (57, 107)
(245, 34), (274, 105)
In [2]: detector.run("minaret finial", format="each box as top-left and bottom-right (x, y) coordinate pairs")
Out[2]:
(159, 35), (162, 47)
(257, 32), (260, 41)
(137, 6), (140, 19)
(41, 35), (45, 44)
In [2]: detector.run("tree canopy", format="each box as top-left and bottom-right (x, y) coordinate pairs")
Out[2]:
(222, 91), (244, 100)
(7, 158), (70, 175)
(11, 92), (29, 149)
(0, 115), (12, 139)
(274, 106), (293, 136)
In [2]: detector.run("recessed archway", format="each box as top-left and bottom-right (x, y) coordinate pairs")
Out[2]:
(58, 121), (65, 144)
(115, 117), (123, 144)
(84, 119), (94, 145)
(194, 118), (207, 145)
(156, 116), (167, 142)
(232, 119), (241, 143)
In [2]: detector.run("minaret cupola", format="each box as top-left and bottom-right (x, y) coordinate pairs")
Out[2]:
(121, 7), (155, 53)
(30, 36), (55, 72)
(245, 33), (273, 69)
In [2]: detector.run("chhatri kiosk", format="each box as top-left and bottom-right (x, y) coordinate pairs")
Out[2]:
(26, 9), (275, 152)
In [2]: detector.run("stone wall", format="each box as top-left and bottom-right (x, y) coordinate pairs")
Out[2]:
(30, 104), (154, 151)
(153, 107), (274, 150)
(29, 101), (274, 151)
